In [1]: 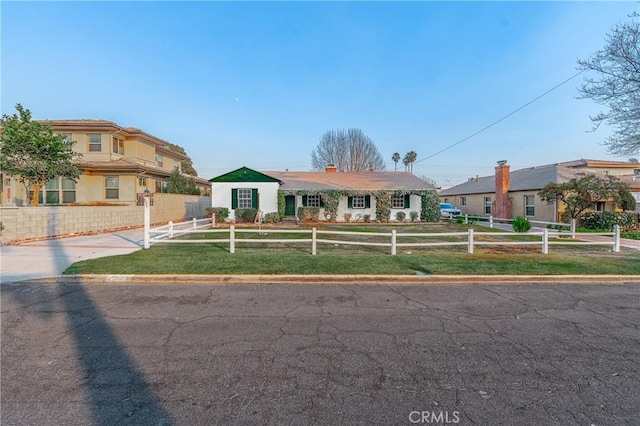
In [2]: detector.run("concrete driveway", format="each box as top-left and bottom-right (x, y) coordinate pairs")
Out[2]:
(2, 281), (639, 425)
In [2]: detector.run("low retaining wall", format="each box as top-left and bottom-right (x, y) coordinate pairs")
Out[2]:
(0, 194), (211, 243)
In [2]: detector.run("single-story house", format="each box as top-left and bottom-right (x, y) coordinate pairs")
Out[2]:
(439, 159), (640, 223)
(209, 165), (438, 222)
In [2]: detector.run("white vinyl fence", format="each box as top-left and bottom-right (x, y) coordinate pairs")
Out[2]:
(144, 220), (621, 255)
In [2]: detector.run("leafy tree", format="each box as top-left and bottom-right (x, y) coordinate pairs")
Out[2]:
(577, 17), (640, 156)
(392, 152), (400, 171)
(165, 142), (198, 176)
(0, 104), (81, 206)
(310, 128), (386, 172)
(538, 174), (635, 221)
(166, 168), (200, 195)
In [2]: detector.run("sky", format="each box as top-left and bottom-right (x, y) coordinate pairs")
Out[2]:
(2, 1), (638, 188)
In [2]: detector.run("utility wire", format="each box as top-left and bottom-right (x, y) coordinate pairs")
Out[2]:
(414, 69), (586, 165)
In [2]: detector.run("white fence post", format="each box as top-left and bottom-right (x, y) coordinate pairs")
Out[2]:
(143, 195), (150, 249)
(230, 225), (235, 254)
(542, 228), (549, 255)
(211, 214), (216, 228)
(570, 218), (576, 239)
(391, 230), (397, 255)
(193, 218), (197, 230)
(613, 224), (620, 253)
(468, 228), (474, 254)
(312, 227), (317, 255)
(489, 215), (494, 228)
(169, 221), (174, 238)
(464, 214), (468, 224)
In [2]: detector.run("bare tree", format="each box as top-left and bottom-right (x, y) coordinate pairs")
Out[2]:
(578, 17), (640, 156)
(311, 129), (386, 172)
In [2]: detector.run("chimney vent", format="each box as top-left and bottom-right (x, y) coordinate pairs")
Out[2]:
(325, 164), (337, 173)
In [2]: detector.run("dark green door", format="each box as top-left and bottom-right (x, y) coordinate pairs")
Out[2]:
(285, 195), (296, 216)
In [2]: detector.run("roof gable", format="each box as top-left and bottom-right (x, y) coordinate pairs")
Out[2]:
(209, 167), (281, 183)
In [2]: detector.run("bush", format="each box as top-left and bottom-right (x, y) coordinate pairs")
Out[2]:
(298, 207), (320, 223)
(263, 212), (281, 223)
(206, 207), (229, 223)
(395, 211), (406, 222)
(580, 211), (638, 232)
(512, 216), (531, 233)
(236, 208), (258, 223)
(363, 214), (371, 223)
(410, 211), (419, 222)
(456, 216), (465, 224)
(343, 212), (353, 223)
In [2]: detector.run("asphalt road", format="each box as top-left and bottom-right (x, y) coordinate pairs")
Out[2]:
(2, 281), (639, 425)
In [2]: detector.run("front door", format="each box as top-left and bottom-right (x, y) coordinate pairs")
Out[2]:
(285, 195), (296, 216)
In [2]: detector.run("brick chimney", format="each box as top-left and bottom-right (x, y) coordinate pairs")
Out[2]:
(494, 160), (512, 218)
(325, 164), (337, 173)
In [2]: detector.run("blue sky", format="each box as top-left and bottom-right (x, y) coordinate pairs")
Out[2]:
(2, 1), (637, 188)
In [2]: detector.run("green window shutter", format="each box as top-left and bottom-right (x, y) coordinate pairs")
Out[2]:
(252, 188), (259, 209)
(365, 195), (371, 208)
(231, 189), (238, 209)
(302, 195), (308, 206)
(348, 196), (353, 209)
(404, 194), (410, 208)
(320, 196), (325, 207)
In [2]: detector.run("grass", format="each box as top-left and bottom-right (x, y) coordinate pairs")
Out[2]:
(64, 223), (640, 276)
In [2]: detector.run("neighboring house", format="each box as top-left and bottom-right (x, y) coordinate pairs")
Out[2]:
(209, 165), (437, 222)
(0, 120), (210, 207)
(439, 159), (640, 223)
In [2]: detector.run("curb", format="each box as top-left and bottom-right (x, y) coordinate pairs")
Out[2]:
(9, 274), (640, 285)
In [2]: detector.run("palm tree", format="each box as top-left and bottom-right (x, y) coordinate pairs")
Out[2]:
(407, 151), (418, 173)
(403, 154), (410, 172)
(392, 152), (400, 171)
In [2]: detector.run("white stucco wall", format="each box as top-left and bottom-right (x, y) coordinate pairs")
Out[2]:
(211, 182), (280, 220)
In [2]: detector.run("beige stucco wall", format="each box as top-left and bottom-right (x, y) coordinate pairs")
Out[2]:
(442, 192), (559, 223)
(0, 194), (211, 243)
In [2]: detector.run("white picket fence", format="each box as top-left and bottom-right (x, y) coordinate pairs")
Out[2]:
(144, 219), (621, 255)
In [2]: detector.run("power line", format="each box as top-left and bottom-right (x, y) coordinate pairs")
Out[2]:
(414, 70), (586, 165)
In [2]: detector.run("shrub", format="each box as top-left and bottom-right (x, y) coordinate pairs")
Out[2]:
(343, 212), (353, 223)
(512, 216), (531, 233)
(354, 213), (364, 222)
(206, 207), (229, 223)
(298, 207), (320, 223)
(410, 211), (419, 222)
(263, 212), (281, 223)
(580, 211), (638, 232)
(236, 208), (258, 223)
(456, 216), (465, 224)
(395, 211), (406, 222)
(363, 214), (371, 223)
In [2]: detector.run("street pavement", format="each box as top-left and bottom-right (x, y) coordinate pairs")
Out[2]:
(2, 281), (639, 425)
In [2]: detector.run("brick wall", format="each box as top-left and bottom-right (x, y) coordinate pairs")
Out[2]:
(0, 194), (211, 243)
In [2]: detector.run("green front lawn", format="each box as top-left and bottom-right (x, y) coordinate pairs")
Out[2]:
(64, 223), (640, 275)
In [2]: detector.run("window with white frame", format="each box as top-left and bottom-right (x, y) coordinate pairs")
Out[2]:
(352, 195), (365, 209)
(596, 201), (606, 212)
(461, 197), (467, 206)
(35, 177), (76, 204)
(484, 197), (492, 214)
(238, 188), (253, 208)
(391, 194), (405, 209)
(524, 195), (535, 216)
(88, 134), (102, 152)
(112, 137), (124, 154)
(105, 176), (119, 199)
(157, 154), (164, 167)
(307, 194), (321, 207)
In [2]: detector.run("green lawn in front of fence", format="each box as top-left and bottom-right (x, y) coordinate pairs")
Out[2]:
(65, 223), (639, 275)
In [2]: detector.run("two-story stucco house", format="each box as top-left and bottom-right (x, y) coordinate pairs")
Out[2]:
(0, 120), (210, 206)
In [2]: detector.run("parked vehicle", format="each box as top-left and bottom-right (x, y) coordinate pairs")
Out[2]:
(440, 203), (462, 219)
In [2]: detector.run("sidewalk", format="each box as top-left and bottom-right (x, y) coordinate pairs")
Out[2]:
(0, 229), (144, 284)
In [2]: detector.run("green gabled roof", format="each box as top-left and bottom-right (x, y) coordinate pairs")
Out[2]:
(209, 166), (282, 183)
